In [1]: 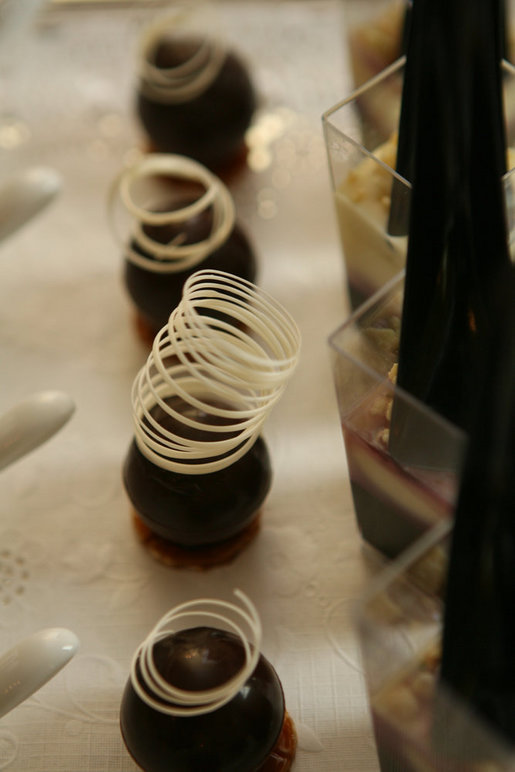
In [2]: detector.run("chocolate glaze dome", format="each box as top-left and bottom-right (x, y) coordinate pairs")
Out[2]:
(123, 417), (272, 548)
(120, 627), (285, 772)
(110, 154), (257, 344)
(124, 213), (256, 341)
(135, 27), (256, 171)
(122, 270), (301, 569)
(120, 594), (297, 771)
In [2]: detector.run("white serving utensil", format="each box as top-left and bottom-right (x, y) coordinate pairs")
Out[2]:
(0, 628), (79, 719)
(0, 167), (62, 244)
(0, 390), (75, 473)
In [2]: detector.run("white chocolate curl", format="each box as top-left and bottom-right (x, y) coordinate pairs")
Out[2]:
(137, 7), (226, 104)
(131, 270), (301, 474)
(110, 154), (235, 274)
(130, 590), (262, 716)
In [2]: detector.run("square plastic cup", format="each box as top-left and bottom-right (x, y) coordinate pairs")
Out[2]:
(323, 57), (515, 309)
(354, 521), (515, 771)
(323, 57), (408, 309)
(328, 272), (466, 559)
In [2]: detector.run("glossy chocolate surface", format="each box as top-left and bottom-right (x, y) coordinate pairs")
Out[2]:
(136, 38), (256, 170)
(120, 627), (285, 772)
(124, 199), (257, 336)
(123, 399), (272, 547)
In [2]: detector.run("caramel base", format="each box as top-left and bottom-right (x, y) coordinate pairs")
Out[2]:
(132, 307), (252, 349)
(131, 509), (261, 570)
(133, 311), (159, 348)
(257, 711), (298, 772)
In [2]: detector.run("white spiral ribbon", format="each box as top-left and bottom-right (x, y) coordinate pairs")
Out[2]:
(132, 270), (301, 474)
(109, 154), (235, 274)
(137, 7), (226, 104)
(130, 590), (262, 717)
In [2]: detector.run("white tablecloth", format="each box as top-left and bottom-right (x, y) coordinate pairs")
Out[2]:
(0, 2), (382, 769)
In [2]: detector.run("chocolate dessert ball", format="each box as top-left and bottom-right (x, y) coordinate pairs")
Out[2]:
(120, 595), (297, 771)
(121, 628), (286, 771)
(124, 199), (256, 341)
(111, 154), (257, 344)
(136, 32), (256, 171)
(123, 399), (272, 548)
(123, 270), (300, 569)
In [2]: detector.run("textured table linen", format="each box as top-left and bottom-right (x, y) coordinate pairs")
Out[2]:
(0, 2), (381, 769)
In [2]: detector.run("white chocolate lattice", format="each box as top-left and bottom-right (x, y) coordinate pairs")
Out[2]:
(137, 6), (226, 104)
(109, 153), (235, 273)
(131, 270), (301, 474)
(130, 590), (262, 716)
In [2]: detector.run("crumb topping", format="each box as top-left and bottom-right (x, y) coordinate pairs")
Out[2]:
(343, 133), (399, 217)
(370, 362), (399, 448)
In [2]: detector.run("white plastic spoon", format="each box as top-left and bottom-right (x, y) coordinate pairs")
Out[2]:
(0, 390), (75, 473)
(0, 628), (79, 719)
(0, 167), (62, 245)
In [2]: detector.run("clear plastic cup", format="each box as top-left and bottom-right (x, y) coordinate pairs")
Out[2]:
(328, 273), (466, 558)
(355, 521), (515, 770)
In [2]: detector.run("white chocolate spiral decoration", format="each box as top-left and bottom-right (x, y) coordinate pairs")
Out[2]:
(137, 7), (226, 104)
(109, 154), (235, 274)
(131, 270), (301, 474)
(130, 590), (262, 716)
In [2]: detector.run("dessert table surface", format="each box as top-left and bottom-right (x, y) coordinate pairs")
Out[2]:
(0, 1), (382, 769)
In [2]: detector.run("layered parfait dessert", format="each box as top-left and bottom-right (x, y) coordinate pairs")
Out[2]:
(323, 56), (408, 308)
(327, 124), (515, 308)
(329, 274), (465, 558)
(323, 61), (515, 309)
(346, 0), (407, 89)
(370, 627), (515, 770)
(355, 263), (515, 771)
(332, 131), (408, 307)
(345, 0), (408, 136)
(358, 520), (515, 771)
(345, 0), (513, 97)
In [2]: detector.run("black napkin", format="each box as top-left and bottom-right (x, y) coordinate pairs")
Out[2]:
(434, 261), (515, 757)
(388, 0), (511, 468)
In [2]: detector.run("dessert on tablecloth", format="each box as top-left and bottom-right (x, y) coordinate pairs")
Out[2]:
(122, 270), (300, 569)
(332, 131), (407, 305)
(134, 8), (256, 175)
(110, 153), (257, 344)
(332, 133), (514, 308)
(329, 277), (463, 558)
(120, 591), (297, 772)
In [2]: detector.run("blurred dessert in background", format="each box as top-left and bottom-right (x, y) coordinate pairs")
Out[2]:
(110, 153), (257, 344)
(134, 10), (256, 175)
(333, 131), (407, 306)
(123, 270), (300, 569)
(347, 0), (407, 88)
